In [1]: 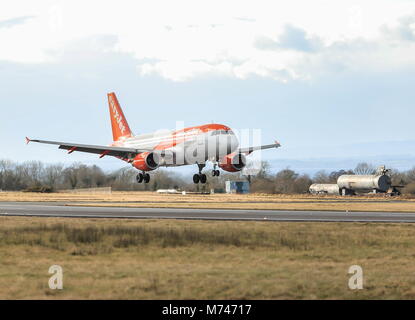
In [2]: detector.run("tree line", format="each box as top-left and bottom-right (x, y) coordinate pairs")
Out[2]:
(1, 159), (415, 194)
(0, 160), (188, 192)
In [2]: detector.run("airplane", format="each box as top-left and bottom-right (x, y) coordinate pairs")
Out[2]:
(26, 92), (281, 184)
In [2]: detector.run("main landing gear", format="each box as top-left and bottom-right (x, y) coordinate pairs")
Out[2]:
(193, 163), (221, 184)
(136, 172), (150, 184)
(212, 163), (220, 177)
(193, 164), (207, 184)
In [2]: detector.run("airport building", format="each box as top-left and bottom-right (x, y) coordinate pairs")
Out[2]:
(225, 181), (250, 194)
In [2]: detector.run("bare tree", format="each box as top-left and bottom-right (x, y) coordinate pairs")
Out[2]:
(274, 169), (298, 194)
(0, 160), (19, 190)
(44, 164), (64, 190)
(256, 161), (270, 179)
(110, 167), (137, 190)
(293, 174), (313, 193)
(91, 165), (107, 187)
(313, 170), (330, 183)
(7, 158), (415, 195)
(329, 169), (354, 182)
(63, 163), (81, 189)
(250, 178), (275, 194)
(405, 167), (415, 183)
(20, 161), (44, 187)
(390, 170), (408, 186)
(354, 162), (376, 175)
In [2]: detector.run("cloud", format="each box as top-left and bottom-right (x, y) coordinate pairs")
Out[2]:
(381, 13), (415, 41)
(233, 17), (256, 23)
(62, 34), (119, 55)
(0, 1), (414, 82)
(0, 15), (35, 29)
(251, 15), (415, 80)
(255, 25), (321, 52)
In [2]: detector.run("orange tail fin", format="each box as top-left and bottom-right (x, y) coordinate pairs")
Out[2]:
(107, 92), (133, 141)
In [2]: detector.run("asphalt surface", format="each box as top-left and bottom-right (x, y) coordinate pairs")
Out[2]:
(1, 202), (415, 223)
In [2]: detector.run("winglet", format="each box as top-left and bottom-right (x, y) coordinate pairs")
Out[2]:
(275, 140), (281, 148)
(25, 137), (31, 145)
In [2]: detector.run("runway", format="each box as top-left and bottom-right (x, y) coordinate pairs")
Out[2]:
(1, 202), (415, 223)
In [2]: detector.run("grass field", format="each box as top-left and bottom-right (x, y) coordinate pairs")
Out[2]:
(1, 191), (415, 212)
(1, 216), (415, 299)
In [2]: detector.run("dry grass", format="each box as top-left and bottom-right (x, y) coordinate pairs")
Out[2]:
(2, 191), (411, 203)
(74, 200), (415, 212)
(1, 191), (415, 213)
(1, 216), (415, 299)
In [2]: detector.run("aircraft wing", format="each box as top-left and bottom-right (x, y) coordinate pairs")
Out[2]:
(238, 141), (281, 155)
(26, 137), (150, 158)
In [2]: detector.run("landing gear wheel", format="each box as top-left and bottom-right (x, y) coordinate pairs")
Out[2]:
(193, 174), (200, 184)
(194, 163), (206, 184)
(136, 173), (144, 183)
(144, 173), (150, 184)
(212, 170), (220, 177)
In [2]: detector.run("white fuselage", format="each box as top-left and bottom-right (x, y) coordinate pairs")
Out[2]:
(116, 127), (240, 167)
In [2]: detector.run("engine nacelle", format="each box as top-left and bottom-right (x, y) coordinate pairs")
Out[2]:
(219, 153), (246, 172)
(132, 152), (159, 171)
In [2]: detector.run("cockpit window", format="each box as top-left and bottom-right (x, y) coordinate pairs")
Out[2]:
(211, 130), (233, 136)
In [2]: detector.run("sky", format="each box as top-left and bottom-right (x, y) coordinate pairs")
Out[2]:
(1, 0), (415, 174)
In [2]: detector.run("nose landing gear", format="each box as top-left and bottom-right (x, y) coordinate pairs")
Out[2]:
(212, 163), (220, 177)
(136, 172), (151, 184)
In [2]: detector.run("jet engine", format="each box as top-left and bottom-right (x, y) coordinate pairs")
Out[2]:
(219, 153), (246, 172)
(132, 152), (160, 171)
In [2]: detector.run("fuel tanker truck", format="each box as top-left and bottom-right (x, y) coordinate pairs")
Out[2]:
(309, 184), (340, 195)
(337, 166), (400, 196)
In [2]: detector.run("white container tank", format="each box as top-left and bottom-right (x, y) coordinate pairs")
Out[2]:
(337, 174), (391, 193)
(309, 184), (340, 195)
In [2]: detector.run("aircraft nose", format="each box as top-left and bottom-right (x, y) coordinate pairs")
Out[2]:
(210, 134), (239, 157)
(230, 134), (239, 152)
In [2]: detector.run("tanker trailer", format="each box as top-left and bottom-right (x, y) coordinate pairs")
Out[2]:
(309, 184), (340, 195)
(337, 174), (392, 195)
